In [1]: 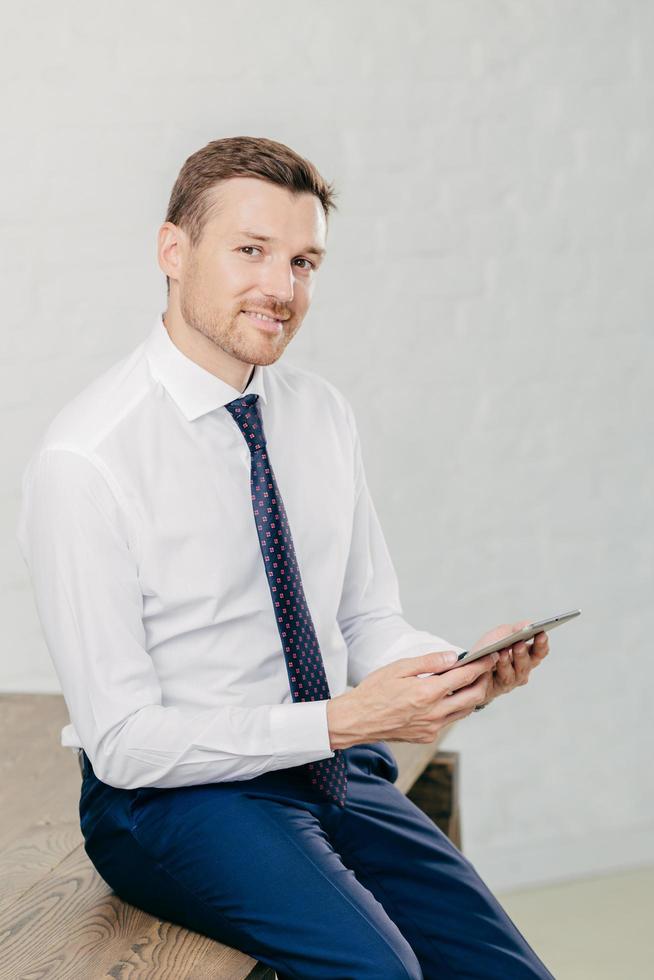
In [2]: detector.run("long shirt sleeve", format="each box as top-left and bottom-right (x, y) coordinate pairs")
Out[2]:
(16, 314), (463, 792)
(17, 448), (334, 790)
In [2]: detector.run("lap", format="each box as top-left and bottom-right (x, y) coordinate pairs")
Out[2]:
(333, 743), (554, 978)
(79, 743), (553, 979)
(79, 745), (423, 979)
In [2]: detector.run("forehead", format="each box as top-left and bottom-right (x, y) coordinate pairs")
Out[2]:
(205, 176), (326, 245)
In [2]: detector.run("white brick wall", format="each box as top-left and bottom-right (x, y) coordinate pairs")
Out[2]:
(3, 0), (652, 891)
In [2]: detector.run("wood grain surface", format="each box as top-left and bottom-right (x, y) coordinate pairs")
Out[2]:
(0, 694), (457, 979)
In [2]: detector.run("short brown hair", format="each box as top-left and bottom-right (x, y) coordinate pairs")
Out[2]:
(163, 136), (338, 294)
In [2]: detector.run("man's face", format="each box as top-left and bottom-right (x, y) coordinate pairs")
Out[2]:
(167, 176), (327, 367)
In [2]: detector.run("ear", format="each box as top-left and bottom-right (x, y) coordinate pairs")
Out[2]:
(157, 221), (188, 285)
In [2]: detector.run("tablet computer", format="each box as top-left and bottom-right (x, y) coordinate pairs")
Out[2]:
(439, 608), (581, 672)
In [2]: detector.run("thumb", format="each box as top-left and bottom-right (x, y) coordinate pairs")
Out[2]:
(397, 649), (460, 677)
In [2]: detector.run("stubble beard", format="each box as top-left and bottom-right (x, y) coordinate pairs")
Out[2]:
(180, 283), (297, 367)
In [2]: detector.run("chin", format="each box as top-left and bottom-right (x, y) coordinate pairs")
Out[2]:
(250, 347), (287, 367)
(238, 329), (293, 366)
(225, 337), (283, 368)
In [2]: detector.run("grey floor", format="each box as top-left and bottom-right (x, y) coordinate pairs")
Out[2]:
(497, 865), (654, 979)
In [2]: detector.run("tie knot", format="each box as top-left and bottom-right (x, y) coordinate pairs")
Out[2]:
(224, 393), (266, 453)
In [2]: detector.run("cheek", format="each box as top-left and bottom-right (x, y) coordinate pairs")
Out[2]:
(202, 256), (252, 302)
(287, 282), (312, 320)
(230, 264), (260, 297)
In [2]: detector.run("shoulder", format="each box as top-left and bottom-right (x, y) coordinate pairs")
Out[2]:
(19, 339), (152, 518)
(34, 340), (150, 458)
(267, 359), (355, 429)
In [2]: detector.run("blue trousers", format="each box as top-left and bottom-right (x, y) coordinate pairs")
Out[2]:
(79, 742), (555, 979)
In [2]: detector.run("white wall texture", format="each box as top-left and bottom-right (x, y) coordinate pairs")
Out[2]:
(2, 1), (652, 892)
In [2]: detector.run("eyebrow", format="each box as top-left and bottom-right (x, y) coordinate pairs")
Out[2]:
(234, 229), (326, 259)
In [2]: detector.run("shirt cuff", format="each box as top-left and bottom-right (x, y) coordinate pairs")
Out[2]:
(269, 699), (335, 762)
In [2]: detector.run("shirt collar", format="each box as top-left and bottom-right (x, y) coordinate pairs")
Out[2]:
(144, 313), (268, 421)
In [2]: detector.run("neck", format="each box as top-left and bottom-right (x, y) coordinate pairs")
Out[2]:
(162, 307), (255, 393)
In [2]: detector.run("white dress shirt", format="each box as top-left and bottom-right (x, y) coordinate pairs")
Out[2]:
(16, 314), (464, 790)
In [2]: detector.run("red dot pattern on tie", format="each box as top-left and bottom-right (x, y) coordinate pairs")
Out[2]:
(224, 393), (348, 807)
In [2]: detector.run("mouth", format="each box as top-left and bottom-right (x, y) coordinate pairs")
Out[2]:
(240, 310), (286, 334)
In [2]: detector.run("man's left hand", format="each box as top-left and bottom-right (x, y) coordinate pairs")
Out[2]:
(470, 620), (550, 706)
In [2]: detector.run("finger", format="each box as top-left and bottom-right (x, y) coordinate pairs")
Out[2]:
(519, 633), (548, 667)
(399, 649), (461, 677)
(494, 651), (515, 687)
(532, 631), (549, 659)
(513, 644), (532, 684)
(443, 705), (478, 724)
(442, 674), (489, 714)
(433, 652), (500, 694)
(480, 671), (493, 698)
(529, 650), (548, 669)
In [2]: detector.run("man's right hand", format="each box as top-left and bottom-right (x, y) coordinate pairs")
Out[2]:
(326, 648), (501, 750)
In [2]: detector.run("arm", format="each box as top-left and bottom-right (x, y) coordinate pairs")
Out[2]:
(336, 400), (465, 688)
(16, 447), (333, 790)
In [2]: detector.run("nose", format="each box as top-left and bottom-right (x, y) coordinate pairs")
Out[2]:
(259, 259), (295, 305)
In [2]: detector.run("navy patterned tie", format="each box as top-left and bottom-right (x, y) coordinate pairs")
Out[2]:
(225, 393), (348, 807)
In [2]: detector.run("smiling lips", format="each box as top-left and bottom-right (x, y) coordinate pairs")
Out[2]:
(241, 309), (286, 333)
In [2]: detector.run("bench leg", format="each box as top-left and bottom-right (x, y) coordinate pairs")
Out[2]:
(406, 750), (462, 850)
(244, 964), (276, 978)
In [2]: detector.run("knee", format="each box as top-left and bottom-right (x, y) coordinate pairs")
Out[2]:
(364, 944), (423, 980)
(281, 945), (422, 980)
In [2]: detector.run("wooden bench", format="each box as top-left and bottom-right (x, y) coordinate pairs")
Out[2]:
(0, 694), (460, 978)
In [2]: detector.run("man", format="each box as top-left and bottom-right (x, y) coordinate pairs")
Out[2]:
(17, 136), (554, 978)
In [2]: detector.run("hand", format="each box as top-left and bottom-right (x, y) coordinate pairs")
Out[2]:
(470, 620), (550, 706)
(326, 648), (500, 749)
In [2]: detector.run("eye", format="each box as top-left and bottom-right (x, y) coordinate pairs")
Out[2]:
(237, 247), (314, 270)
